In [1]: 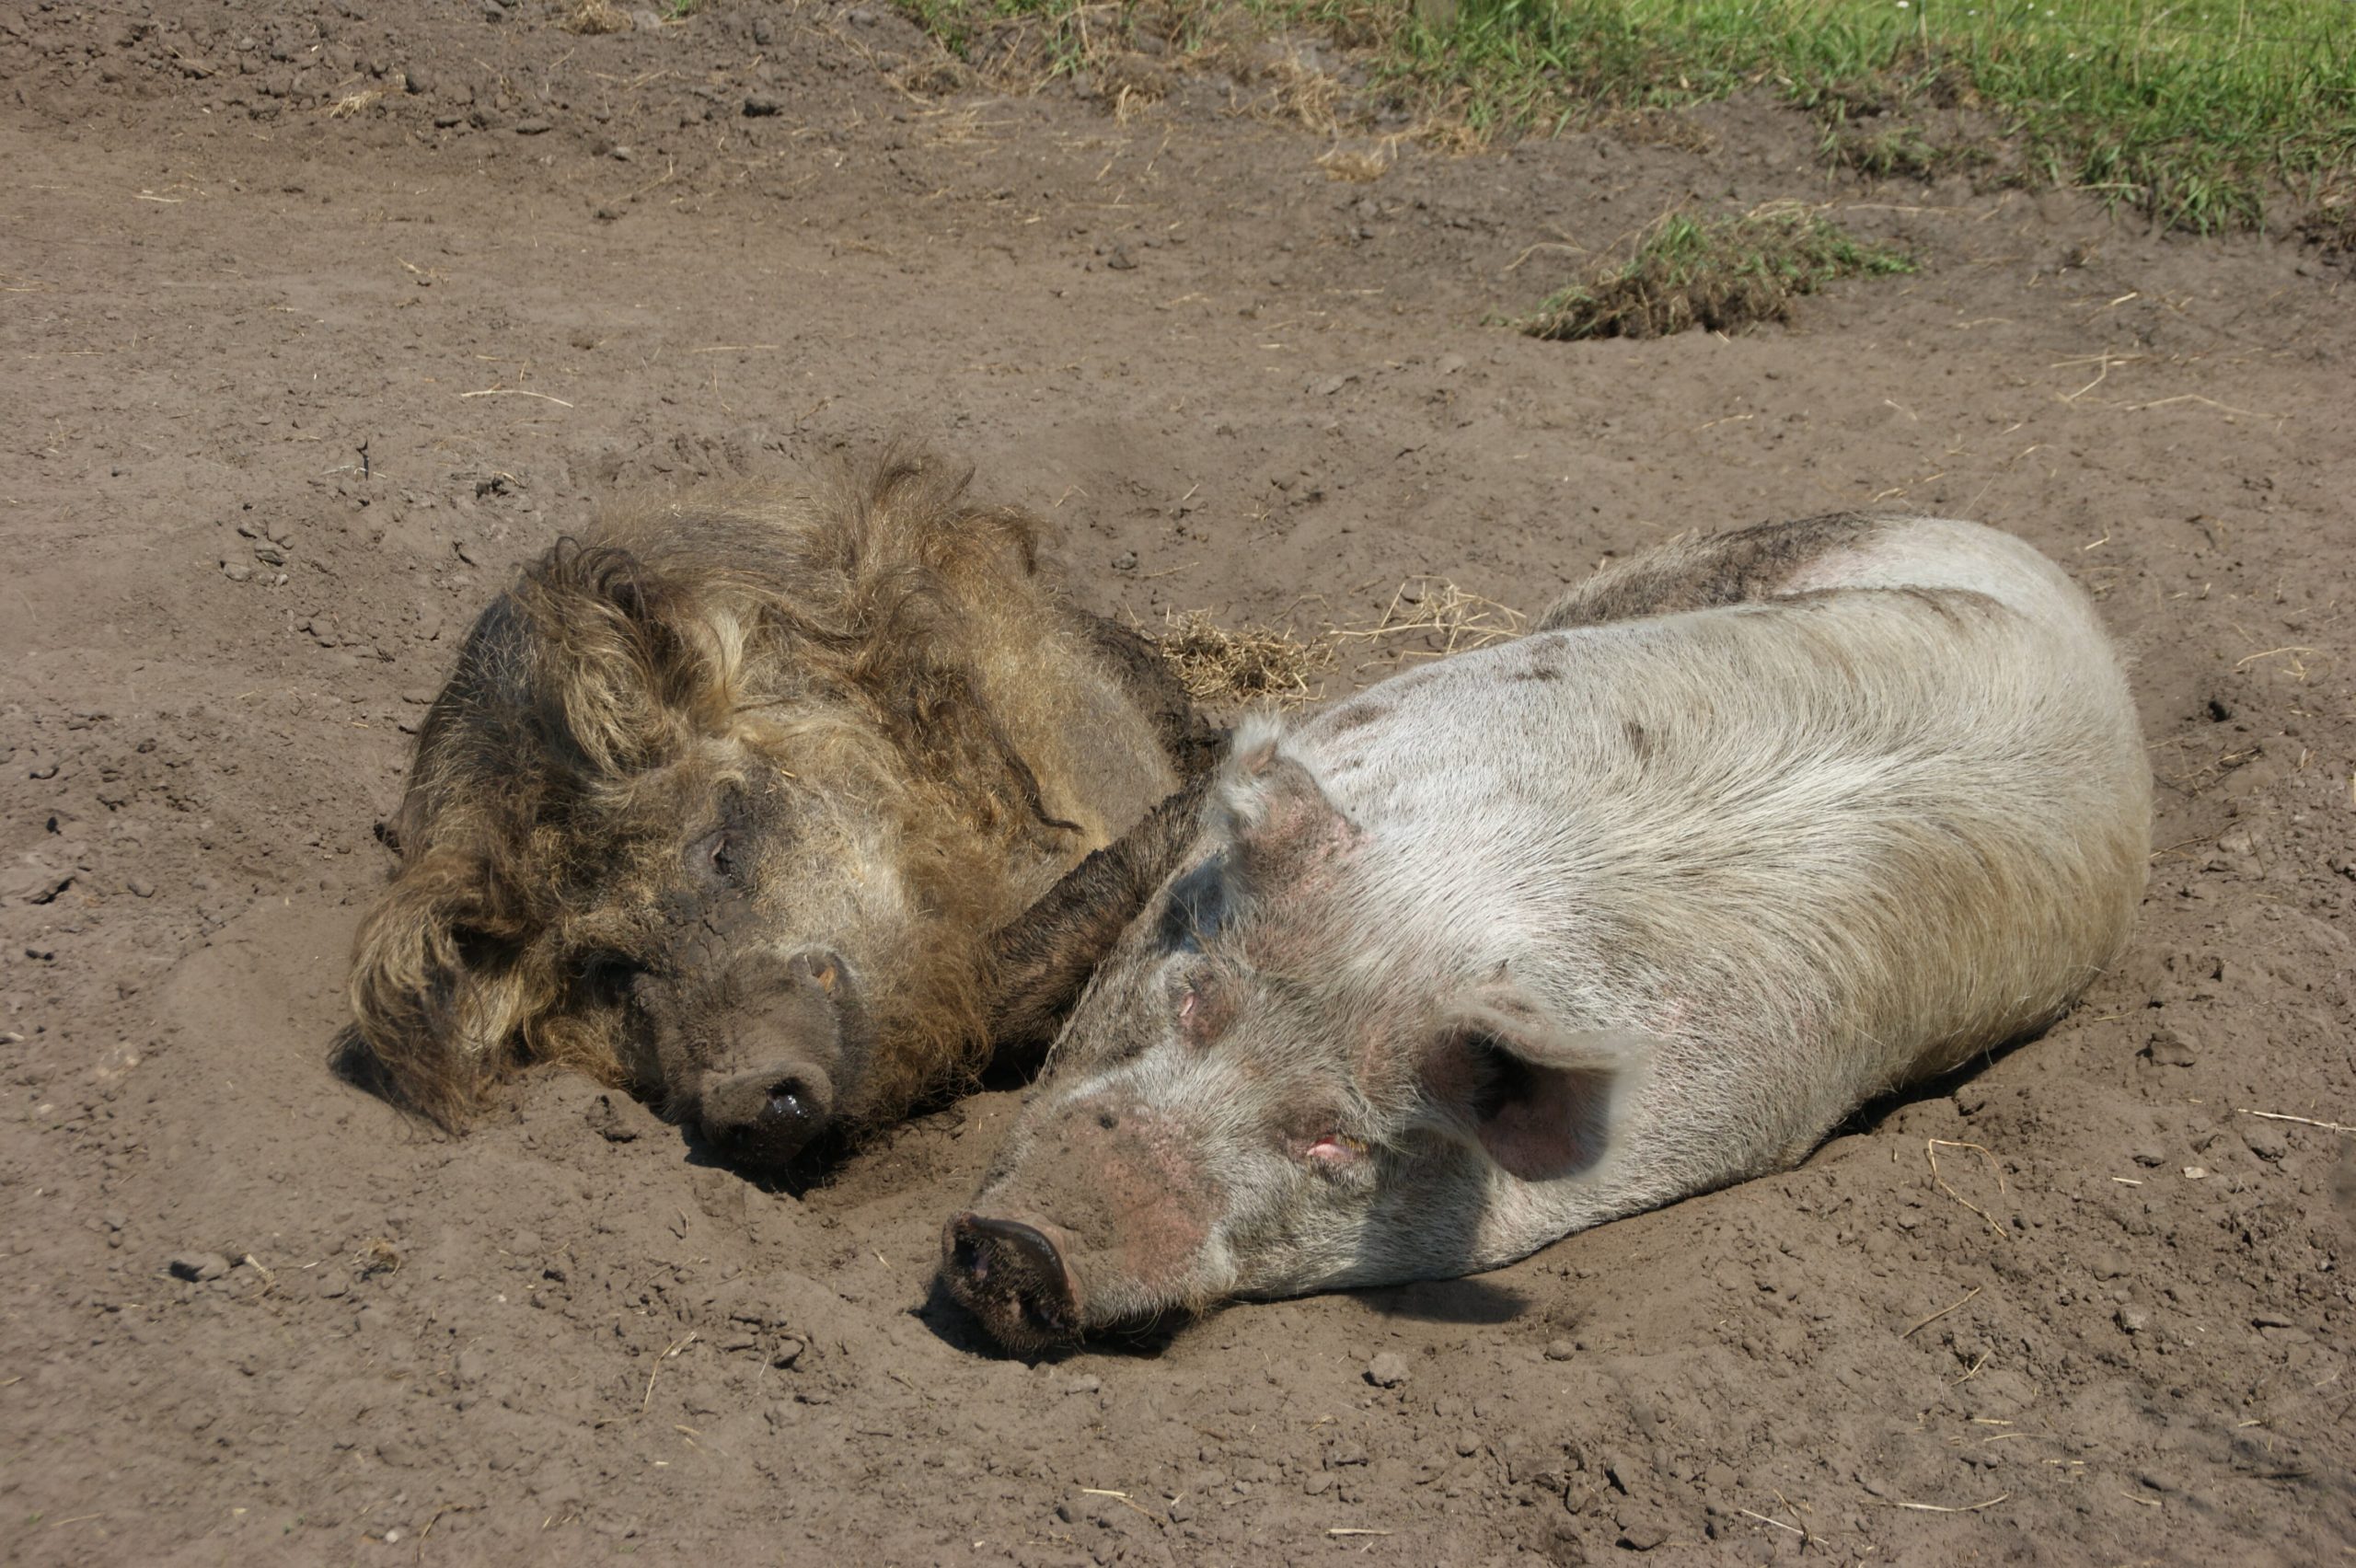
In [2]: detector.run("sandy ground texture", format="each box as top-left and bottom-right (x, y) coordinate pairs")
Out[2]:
(4, 2), (2353, 1563)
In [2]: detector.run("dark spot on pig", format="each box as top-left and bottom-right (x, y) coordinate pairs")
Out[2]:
(1508, 664), (1562, 683)
(1323, 700), (1389, 734)
(1541, 511), (1885, 631)
(1623, 720), (1652, 759)
(1160, 854), (1232, 953)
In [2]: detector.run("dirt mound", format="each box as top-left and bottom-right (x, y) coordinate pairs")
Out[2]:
(3, 2), (2350, 1563)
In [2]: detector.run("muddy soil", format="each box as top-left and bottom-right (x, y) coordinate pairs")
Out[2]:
(4, 3), (2351, 1563)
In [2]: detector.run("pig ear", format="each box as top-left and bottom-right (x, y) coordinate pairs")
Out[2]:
(345, 849), (535, 1129)
(1212, 718), (1358, 883)
(1428, 982), (1649, 1183)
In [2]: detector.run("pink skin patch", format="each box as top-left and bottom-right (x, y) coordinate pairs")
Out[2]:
(1304, 1133), (1366, 1166)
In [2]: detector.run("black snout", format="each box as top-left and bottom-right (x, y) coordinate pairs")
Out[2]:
(941, 1213), (1082, 1352)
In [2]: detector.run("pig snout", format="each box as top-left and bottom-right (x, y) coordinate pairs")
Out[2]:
(657, 949), (858, 1170)
(699, 1058), (836, 1169)
(941, 1214), (1084, 1353)
(943, 1096), (1229, 1351)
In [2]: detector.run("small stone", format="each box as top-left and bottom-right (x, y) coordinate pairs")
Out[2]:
(1542, 1338), (1577, 1362)
(126, 878), (155, 898)
(1104, 245), (1138, 271)
(751, 17), (775, 44)
(2241, 1122), (2290, 1161)
(1059, 1372), (1102, 1396)
(2115, 1304), (2149, 1334)
(1455, 1430), (1480, 1458)
(2142, 1025), (2197, 1067)
(743, 96), (782, 117)
(2130, 1146), (2166, 1168)
(514, 119), (551, 135)
(1365, 1352), (1409, 1389)
(1164, 1494), (1193, 1523)
(170, 1251), (231, 1283)
(222, 562), (253, 583)
(1110, 550), (1138, 572)
(771, 1336), (805, 1367)
(1302, 1471), (1334, 1495)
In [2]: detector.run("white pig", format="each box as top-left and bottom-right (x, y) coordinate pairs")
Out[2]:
(943, 513), (2151, 1352)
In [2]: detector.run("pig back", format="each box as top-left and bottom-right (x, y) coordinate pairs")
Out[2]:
(1293, 518), (2148, 1206)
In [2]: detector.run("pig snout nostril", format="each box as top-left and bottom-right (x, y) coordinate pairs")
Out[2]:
(943, 1215), (1080, 1347)
(701, 1070), (829, 1171)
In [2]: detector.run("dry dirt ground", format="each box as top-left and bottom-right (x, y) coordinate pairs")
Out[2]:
(4, 3), (2353, 1564)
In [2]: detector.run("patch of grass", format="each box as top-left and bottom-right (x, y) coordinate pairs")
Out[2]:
(1825, 123), (1992, 181)
(897, 0), (2356, 233)
(1519, 203), (1916, 340)
(1381, 0), (2356, 230)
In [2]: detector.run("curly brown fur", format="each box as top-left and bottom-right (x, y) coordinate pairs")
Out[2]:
(348, 452), (1190, 1143)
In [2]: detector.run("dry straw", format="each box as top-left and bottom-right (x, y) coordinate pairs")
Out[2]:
(1154, 577), (1526, 709)
(561, 0), (632, 36)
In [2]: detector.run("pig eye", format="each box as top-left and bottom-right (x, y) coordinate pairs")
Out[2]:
(1300, 1131), (1371, 1177)
(688, 794), (752, 885)
(575, 950), (643, 1005)
(687, 824), (737, 883)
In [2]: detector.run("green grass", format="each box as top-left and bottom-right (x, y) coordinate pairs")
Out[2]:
(1380, 0), (2356, 231)
(897, 0), (2356, 233)
(1518, 203), (1916, 338)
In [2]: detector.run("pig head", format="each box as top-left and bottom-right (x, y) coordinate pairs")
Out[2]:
(942, 731), (1650, 1353)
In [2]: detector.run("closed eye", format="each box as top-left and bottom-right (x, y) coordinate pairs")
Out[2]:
(575, 950), (643, 1005)
(688, 791), (752, 885)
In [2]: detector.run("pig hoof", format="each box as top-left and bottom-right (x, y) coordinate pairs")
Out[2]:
(941, 1214), (1080, 1350)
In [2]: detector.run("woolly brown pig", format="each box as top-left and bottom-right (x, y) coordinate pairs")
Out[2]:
(346, 454), (1216, 1171)
(942, 513), (2150, 1352)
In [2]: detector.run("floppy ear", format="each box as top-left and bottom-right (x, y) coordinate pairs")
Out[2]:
(1212, 719), (1359, 885)
(1426, 980), (1649, 1183)
(346, 849), (533, 1128)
